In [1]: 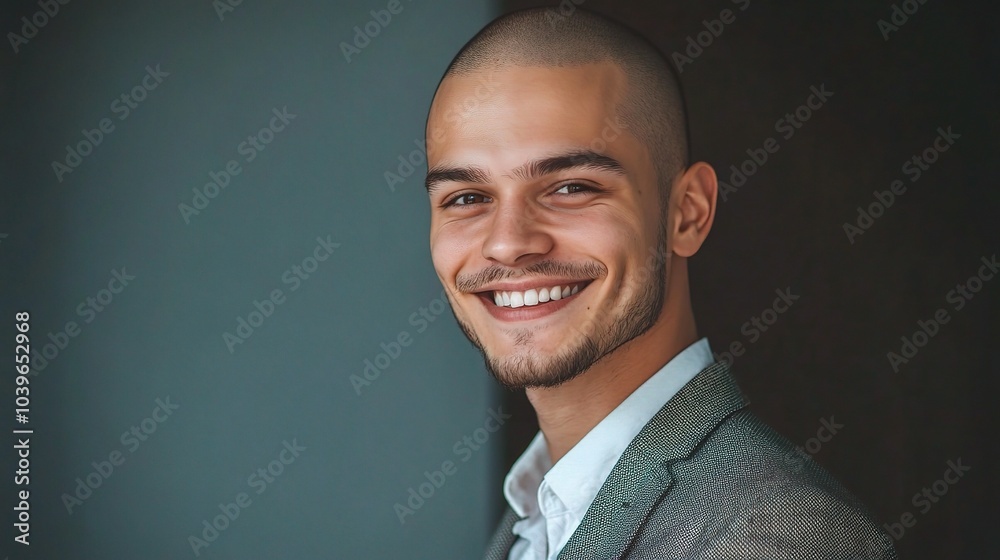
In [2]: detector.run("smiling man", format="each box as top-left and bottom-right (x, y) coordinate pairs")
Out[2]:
(424, 7), (896, 560)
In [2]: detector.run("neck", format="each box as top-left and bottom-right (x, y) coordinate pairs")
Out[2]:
(526, 259), (697, 465)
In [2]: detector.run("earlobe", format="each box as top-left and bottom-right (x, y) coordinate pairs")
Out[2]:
(670, 162), (718, 258)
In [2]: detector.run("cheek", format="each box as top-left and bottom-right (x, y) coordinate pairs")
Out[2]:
(430, 224), (478, 278)
(555, 206), (644, 265)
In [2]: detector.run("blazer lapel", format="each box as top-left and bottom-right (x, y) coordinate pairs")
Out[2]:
(482, 507), (519, 560)
(557, 361), (748, 559)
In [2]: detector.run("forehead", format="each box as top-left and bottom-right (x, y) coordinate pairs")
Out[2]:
(426, 62), (633, 166)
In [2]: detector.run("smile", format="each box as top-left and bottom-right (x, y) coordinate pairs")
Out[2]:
(491, 282), (588, 308)
(476, 280), (593, 322)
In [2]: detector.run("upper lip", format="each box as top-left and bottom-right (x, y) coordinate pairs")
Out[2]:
(473, 279), (593, 293)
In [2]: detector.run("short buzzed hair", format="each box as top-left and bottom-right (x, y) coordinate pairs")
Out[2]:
(439, 7), (690, 209)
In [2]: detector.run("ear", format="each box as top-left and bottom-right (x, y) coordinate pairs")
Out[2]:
(669, 162), (718, 258)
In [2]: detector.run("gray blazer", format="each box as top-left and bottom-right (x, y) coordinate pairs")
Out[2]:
(482, 361), (898, 559)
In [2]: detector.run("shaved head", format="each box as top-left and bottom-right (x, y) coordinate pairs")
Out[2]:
(433, 7), (690, 208)
(424, 8), (714, 391)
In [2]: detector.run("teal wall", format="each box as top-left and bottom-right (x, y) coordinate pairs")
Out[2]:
(1, 1), (502, 557)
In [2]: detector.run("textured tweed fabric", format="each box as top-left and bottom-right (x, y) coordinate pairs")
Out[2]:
(482, 361), (898, 560)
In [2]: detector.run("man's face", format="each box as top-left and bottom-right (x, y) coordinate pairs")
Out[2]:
(426, 62), (670, 389)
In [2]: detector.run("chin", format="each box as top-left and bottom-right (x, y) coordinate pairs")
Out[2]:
(478, 334), (606, 390)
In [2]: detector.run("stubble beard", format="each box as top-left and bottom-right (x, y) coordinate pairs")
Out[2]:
(453, 229), (669, 390)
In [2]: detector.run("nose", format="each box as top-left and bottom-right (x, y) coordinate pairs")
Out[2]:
(481, 199), (553, 266)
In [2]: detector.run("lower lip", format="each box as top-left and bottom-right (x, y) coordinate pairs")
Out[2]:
(478, 285), (589, 322)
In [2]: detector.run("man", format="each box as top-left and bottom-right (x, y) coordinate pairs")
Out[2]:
(423, 7), (897, 559)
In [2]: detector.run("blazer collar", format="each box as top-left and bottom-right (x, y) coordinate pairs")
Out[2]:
(558, 360), (748, 559)
(482, 508), (520, 560)
(482, 361), (748, 560)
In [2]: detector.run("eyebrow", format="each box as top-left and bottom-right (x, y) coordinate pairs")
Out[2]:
(424, 149), (627, 195)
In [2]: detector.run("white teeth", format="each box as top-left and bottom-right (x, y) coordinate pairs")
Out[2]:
(491, 282), (586, 308)
(524, 289), (538, 306)
(510, 291), (524, 308)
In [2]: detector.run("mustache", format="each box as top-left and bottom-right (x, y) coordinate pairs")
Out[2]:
(455, 260), (607, 293)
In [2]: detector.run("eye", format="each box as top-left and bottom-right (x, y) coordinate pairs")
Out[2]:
(554, 183), (599, 195)
(443, 192), (491, 208)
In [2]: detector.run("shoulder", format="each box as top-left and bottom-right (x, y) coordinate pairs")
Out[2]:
(630, 409), (898, 559)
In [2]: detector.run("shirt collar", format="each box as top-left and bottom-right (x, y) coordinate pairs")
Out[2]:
(502, 337), (714, 521)
(503, 430), (551, 519)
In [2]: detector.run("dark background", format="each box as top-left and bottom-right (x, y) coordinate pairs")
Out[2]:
(497, 1), (999, 558)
